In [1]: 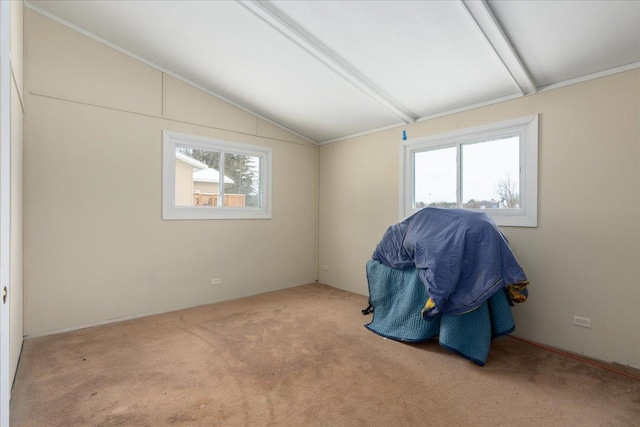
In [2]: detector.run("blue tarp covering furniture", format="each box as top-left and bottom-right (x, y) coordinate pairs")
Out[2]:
(364, 208), (528, 365)
(365, 259), (515, 366)
(372, 207), (527, 317)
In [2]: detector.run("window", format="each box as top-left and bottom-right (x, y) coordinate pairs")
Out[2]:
(400, 115), (538, 227)
(162, 131), (272, 219)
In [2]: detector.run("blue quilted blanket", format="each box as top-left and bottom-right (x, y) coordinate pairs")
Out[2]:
(365, 259), (515, 365)
(372, 207), (527, 316)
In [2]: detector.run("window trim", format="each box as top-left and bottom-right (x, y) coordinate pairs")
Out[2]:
(400, 115), (538, 227)
(162, 131), (272, 220)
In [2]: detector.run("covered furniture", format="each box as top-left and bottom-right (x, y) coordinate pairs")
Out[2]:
(364, 208), (528, 365)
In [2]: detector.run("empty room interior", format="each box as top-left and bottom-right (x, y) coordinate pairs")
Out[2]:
(1, 0), (639, 425)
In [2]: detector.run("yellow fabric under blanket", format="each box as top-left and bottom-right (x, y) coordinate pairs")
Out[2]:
(506, 282), (529, 304)
(421, 281), (529, 316)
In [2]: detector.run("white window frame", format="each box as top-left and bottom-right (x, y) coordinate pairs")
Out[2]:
(400, 115), (538, 227)
(162, 131), (272, 220)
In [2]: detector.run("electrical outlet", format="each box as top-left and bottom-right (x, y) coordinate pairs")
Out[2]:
(322, 265), (329, 271)
(573, 316), (591, 328)
(211, 278), (222, 285)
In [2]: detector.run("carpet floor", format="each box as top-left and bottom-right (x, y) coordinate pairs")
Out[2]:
(10, 283), (640, 426)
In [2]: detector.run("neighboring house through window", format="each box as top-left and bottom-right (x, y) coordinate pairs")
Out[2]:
(400, 115), (538, 227)
(163, 131), (272, 219)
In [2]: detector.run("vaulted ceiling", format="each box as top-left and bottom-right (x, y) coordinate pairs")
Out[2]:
(26, 0), (640, 144)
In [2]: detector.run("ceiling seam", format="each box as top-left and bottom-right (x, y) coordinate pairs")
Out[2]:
(537, 62), (640, 92)
(319, 93), (522, 145)
(319, 122), (406, 146)
(460, 0), (537, 96)
(237, 0), (417, 124)
(320, 61), (639, 145)
(23, 1), (318, 145)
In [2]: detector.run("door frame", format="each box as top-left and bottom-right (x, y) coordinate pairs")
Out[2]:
(0, 0), (12, 424)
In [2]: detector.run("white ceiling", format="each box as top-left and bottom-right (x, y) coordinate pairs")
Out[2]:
(26, 0), (640, 144)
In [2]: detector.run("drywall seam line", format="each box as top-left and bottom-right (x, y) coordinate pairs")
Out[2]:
(509, 335), (640, 381)
(29, 90), (318, 149)
(23, 1), (317, 145)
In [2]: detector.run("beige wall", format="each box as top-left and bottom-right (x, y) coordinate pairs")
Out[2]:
(319, 70), (640, 368)
(23, 10), (318, 336)
(10, 0), (24, 384)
